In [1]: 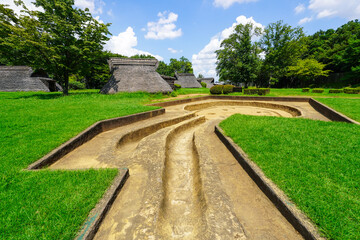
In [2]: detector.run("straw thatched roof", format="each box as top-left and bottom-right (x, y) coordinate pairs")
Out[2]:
(198, 78), (215, 88)
(174, 72), (202, 88)
(161, 75), (176, 90)
(100, 58), (173, 94)
(0, 66), (61, 92)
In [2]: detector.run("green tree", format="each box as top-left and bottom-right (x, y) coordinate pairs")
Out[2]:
(156, 61), (173, 76)
(169, 56), (193, 74)
(215, 22), (262, 86)
(260, 20), (306, 87)
(286, 59), (330, 87)
(197, 73), (204, 78)
(0, 0), (110, 94)
(156, 57), (193, 77)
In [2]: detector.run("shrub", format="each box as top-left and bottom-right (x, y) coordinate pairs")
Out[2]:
(302, 88), (310, 92)
(174, 83), (181, 90)
(170, 91), (178, 97)
(343, 88), (360, 94)
(69, 81), (85, 90)
(258, 88), (270, 95)
(222, 85), (234, 94)
(233, 87), (242, 92)
(243, 88), (258, 95)
(329, 89), (343, 93)
(210, 85), (223, 94)
(244, 88), (270, 95)
(200, 82), (207, 88)
(312, 88), (324, 93)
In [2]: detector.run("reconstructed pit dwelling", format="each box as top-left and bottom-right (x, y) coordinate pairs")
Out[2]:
(33, 95), (344, 240)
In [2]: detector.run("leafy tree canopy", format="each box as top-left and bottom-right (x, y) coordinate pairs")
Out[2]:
(286, 59), (331, 87)
(0, 0), (110, 94)
(216, 22), (262, 86)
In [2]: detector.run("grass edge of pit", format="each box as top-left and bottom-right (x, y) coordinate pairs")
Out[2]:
(74, 168), (129, 240)
(215, 125), (325, 240)
(26, 108), (165, 170)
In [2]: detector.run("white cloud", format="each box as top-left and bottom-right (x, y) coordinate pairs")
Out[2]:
(74, 0), (105, 14)
(298, 17), (313, 24)
(192, 15), (263, 81)
(145, 11), (182, 40)
(3, 0), (105, 15)
(107, 9), (113, 17)
(308, 0), (360, 19)
(213, 0), (257, 9)
(295, 4), (306, 14)
(2, 0), (40, 15)
(94, 16), (104, 24)
(168, 48), (182, 54)
(105, 27), (163, 60)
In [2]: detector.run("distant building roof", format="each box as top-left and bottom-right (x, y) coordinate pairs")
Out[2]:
(101, 58), (173, 94)
(0, 66), (59, 92)
(174, 72), (202, 88)
(198, 77), (215, 88)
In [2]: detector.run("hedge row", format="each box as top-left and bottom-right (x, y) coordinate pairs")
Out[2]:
(243, 88), (270, 95)
(302, 88), (360, 94)
(343, 88), (360, 94)
(312, 88), (324, 93)
(210, 85), (234, 94)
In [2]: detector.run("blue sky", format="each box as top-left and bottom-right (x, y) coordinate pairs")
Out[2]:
(4, 0), (360, 79)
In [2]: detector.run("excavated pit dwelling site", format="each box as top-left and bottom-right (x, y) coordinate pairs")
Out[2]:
(50, 99), (329, 240)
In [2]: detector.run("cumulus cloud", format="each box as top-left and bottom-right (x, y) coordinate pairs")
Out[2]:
(295, 4), (306, 14)
(105, 27), (163, 60)
(168, 48), (182, 54)
(74, 0), (105, 14)
(145, 11), (183, 40)
(308, 0), (360, 19)
(298, 17), (313, 24)
(192, 15), (263, 81)
(213, 0), (257, 9)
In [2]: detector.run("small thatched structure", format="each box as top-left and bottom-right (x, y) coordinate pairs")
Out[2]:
(174, 72), (202, 88)
(0, 66), (61, 92)
(101, 58), (173, 94)
(198, 78), (215, 88)
(161, 75), (177, 90)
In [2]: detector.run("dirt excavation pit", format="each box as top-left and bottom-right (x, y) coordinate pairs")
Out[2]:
(49, 99), (328, 239)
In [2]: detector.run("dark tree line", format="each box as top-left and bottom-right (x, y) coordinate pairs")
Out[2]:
(216, 20), (360, 88)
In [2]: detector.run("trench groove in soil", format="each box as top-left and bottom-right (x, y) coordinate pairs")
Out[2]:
(158, 124), (206, 239)
(48, 99), (327, 239)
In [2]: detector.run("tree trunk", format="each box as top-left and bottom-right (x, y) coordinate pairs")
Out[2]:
(63, 71), (69, 95)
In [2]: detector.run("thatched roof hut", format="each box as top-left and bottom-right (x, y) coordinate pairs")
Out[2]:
(198, 77), (215, 88)
(0, 66), (61, 92)
(161, 75), (177, 90)
(174, 72), (202, 88)
(100, 58), (173, 94)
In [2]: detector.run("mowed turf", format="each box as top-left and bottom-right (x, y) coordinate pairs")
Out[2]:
(0, 91), (159, 239)
(316, 98), (360, 122)
(220, 115), (360, 240)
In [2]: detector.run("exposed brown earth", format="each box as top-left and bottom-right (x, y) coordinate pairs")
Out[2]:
(49, 99), (328, 239)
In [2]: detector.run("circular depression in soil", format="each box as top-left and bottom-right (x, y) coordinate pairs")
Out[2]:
(183, 100), (302, 119)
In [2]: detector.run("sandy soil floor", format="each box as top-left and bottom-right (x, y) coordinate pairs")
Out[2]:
(49, 99), (329, 239)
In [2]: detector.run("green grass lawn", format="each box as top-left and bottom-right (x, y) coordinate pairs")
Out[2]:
(0, 90), (159, 239)
(228, 88), (360, 98)
(316, 98), (360, 122)
(220, 115), (360, 240)
(175, 87), (210, 95)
